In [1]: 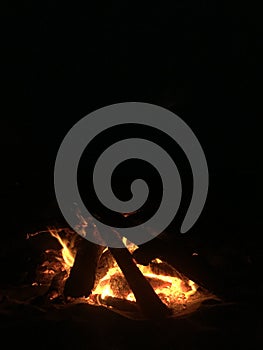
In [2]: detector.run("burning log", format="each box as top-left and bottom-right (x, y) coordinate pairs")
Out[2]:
(101, 296), (139, 313)
(109, 246), (171, 319)
(132, 237), (225, 298)
(64, 237), (104, 298)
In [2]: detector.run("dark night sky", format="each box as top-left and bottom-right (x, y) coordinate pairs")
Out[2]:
(1, 2), (262, 247)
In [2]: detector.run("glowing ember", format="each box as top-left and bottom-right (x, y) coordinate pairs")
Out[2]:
(87, 250), (198, 307)
(30, 227), (203, 313)
(49, 231), (197, 307)
(28, 228), (77, 287)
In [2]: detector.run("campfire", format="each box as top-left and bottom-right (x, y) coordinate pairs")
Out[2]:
(28, 221), (215, 320)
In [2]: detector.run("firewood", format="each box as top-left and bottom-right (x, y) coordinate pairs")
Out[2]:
(64, 238), (104, 298)
(47, 270), (67, 300)
(132, 237), (225, 297)
(109, 243), (171, 319)
(101, 296), (139, 313)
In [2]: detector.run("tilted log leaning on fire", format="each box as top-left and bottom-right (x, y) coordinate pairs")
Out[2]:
(132, 231), (228, 300)
(63, 228), (171, 319)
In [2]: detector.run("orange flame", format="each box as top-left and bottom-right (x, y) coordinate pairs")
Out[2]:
(49, 229), (75, 267)
(42, 229), (199, 309)
(88, 254), (197, 306)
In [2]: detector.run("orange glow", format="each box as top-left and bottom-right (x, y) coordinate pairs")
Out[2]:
(87, 252), (198, 307)
(33, 228), (200, 311)
(49, 228), (75, 267)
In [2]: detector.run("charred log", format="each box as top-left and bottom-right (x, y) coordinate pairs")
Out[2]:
(109, 246), (171, 319)
(64, 238), (104, 298)
(133, 237), (227, 298)
(47, 270), (67, 300)
(101, 296), (139, 313)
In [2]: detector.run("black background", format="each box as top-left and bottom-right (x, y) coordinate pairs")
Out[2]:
(1, 2), (263, 348)
(1, 2), (262, 272)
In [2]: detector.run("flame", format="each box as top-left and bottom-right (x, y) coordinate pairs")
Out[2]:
(122, 236), (138, 253)
(48, 228), (75, 267)
(32, 227), (199, 310)
(88, 254), (198, 307)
